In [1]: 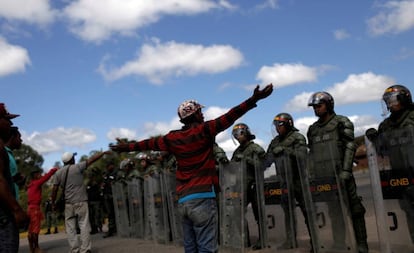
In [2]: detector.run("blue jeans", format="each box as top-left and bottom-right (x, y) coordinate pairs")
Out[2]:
(178, 198), (218, 253)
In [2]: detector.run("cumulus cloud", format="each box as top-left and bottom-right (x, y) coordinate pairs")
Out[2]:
(22, 127), (96, 154)
(348, 115), (380, 136)
(99, 39), (244, 84)
(284, 91), (315, 112)
(294, 116), (317, 136)
(63, 0), (234, 43)
(107, 128), (137, 141)
(0, 0), (56, 26)
(294, 114), (380, 139)
(106, 104), (229, 142)
(326, 72), (394, 105)
(367, 0), (414, 36)
(285, 72), (394, 112)
(0, 37), (31, 77)
(333, 29), (350, 40)
(256, 63), (320, 88)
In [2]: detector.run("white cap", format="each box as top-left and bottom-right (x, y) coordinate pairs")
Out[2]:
(62, 152), (76, 163)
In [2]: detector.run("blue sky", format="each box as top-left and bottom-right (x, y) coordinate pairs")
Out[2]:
(1, 0), (414, 171)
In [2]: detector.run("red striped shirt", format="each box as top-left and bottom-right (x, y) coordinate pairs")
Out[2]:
(130, 98), (257, 199)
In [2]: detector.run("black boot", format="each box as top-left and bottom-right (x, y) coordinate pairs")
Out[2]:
(54, 227), (58, 234)
(45, 229), (51, 235)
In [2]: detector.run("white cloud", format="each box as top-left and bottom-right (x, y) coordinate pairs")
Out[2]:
(294, 116), (317, 137)
(107, 128), (137, 141)
(256, 63), (319, 88)
(255, 0), (280, 10)
(293, 114), (380, 140)
(106, 104), (229, 142)
(63, 0), (234, 43)
(367, 0), (414, 36)
(204, 106), (229, 120)
(23, 127), (96, 154)
(0, 37), (31, 77)
(284, 91), (314, 112)
(333, 29), (350, 40)
(348, 115), (380, 136)
(0, 0), (56, 26)
(99, 39), (244, 84)
(285, 72), (394, 112)
(326, 72), (394, 105)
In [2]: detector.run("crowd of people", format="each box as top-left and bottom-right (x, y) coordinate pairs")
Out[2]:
(0, 83), (413, 253)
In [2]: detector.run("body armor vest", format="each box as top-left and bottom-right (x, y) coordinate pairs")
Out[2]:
(308, 115), (345, 176)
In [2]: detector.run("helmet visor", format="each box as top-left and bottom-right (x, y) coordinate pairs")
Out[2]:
(232, 127), (246, 138)
(308, 96), (324, 106)
(383, 91), (399, 108)
(273, 120), (288, 127)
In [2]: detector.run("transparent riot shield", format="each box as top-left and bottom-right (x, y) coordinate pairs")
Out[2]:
(112, 181), (130, 237)
(127, 178), (144, 238)
(219, 161), (246, 253)
(253, 154), (268, 250)
(298, 143), (357, 253)
(265, 151), (311, 251)
(143, 169), (170, 244)
(161, 168), (183, 245)
(365, 127), (414, 253)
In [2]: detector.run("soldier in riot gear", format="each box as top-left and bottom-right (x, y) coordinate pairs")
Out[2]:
(366, 84), (414, 243)
(265, 113), (312, 250)
(102, 162), (117, 238)
(307, 91), (368, 253)
(231, 123), (265, 250)
(85, 167), (104, 234)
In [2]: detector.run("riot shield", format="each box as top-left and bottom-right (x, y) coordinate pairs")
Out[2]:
(127, 178), (144, 238)
(253, 154), (268, 250)
(265, 151), (311, 251)
(112, 181), (130, 237)
(161, 168), (183, 245)
(365, 127), (414, 253)
(219, 161), (246, 253)
(143, 169), (170, 244)
(298, 143), (357, 253)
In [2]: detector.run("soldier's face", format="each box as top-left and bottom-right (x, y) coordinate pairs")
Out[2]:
(388, 101), (403, 113)
(276, 124), (287, 136)
(312, 103), (328, 118)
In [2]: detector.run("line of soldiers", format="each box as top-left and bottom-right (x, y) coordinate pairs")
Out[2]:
(87, 84), (412, 253)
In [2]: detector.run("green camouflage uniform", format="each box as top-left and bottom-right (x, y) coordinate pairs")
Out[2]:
(307, 113), (368, 252)
(266, 129), (309, 248)
(231, 140), (265, 246)
(377, 109), (414, 242)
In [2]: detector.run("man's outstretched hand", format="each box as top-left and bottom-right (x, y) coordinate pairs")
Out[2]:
(109, 138), (131, 153)
(252, 83), (273, 102)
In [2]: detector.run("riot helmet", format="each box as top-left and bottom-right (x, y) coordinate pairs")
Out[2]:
(273, 113), (295, 129)
(120, 158), (134, 170)
(382, 84), (412, 111)
(135, 152), (148, 161)
(308, 91), (335, 113)
(232, 123), (255, 140)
